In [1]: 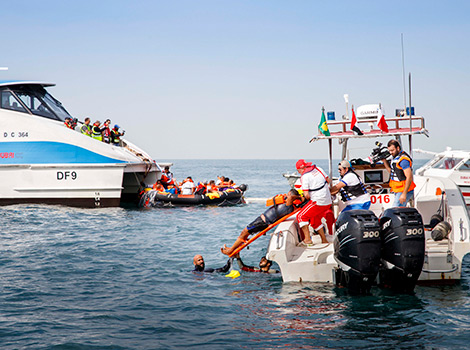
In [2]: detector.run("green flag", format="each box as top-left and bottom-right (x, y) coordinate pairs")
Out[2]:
(318, 109), (330, 136)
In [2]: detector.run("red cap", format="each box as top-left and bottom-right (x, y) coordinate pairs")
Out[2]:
(296, 159), (312, 169)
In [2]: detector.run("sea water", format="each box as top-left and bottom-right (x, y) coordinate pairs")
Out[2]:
(0, 159), (469, 350)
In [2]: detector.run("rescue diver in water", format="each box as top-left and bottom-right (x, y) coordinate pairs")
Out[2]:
(193, 254), (232, 273)
(220, 189), (301, 256)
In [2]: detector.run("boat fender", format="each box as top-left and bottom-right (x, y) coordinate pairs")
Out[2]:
(431, 221), (452, 241)
(429, 214), (444, 229)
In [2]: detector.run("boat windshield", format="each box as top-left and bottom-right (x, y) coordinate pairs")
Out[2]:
(431, 157), (463, 170)
(2, 85), (72, 121)
(457, 159), (470, 171)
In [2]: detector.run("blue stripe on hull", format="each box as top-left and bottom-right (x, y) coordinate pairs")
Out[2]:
(0, 141), (125, 164)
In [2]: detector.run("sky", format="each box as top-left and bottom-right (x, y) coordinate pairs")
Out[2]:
(1, 1), (469, 160)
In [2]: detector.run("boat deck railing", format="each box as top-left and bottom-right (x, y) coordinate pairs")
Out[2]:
(310, 115), (428, 142)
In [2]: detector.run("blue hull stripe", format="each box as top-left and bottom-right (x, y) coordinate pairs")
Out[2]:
(0, 141), (126, 164)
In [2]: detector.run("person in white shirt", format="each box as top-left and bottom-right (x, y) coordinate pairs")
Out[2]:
(330, 160), (371, 211)
(295, 159), (332, 245)
(180, 177), (196, 195)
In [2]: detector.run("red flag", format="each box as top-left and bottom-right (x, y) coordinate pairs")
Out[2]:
(350, 107), (363, 135)
(377, 107), (389, 133)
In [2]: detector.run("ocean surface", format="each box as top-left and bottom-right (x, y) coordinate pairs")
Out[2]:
(1, 159), (470, 350)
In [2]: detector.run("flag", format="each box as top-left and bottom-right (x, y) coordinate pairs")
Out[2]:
(350, 107), (363, 135)
(377, 107), (389, 133)
(318, 109), (330, 136)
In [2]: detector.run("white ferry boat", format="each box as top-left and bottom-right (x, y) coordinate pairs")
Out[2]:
(262, 108), (470, 292)
(0, 80), (161, 207)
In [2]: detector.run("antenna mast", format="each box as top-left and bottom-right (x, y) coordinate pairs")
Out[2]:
(401, 34), (407, 117)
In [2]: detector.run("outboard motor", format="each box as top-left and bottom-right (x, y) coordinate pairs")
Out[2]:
(334, 210), (382, 294)
(379, 207), (425, 293)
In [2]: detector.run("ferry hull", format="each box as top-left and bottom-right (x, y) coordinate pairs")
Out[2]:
(0, 163), (126, 208)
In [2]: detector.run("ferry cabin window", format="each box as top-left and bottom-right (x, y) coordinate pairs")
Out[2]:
(432, 157), (463, 170)
(14, 91), (57, 120)
(0, 90), (27, 113)
(457, 160), (470, 171)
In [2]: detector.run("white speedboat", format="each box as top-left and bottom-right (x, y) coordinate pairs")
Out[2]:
(415, 148), (470, 207)
(266, 108), (470, 292)
(0, 80), (161, 207)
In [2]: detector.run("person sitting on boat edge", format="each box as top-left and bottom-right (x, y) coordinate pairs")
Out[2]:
(221, 189), (302, 256)
(194, 181), (207, 195)
(206, 180), (219, 193)
(193, 254), (232, 273)
(296, 159), (333, 246)
(234, 253), (279, 274)
(330, 160), (371, 212)
(180, 177), (196, 195)
(218, 177), (232, 191)
(80, 117), (92, 136)
(382, 139), (416, 207)
(153, 179), (165, 192)
(161, 166), (176, 188)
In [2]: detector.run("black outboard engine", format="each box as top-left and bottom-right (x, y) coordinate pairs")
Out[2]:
(379, 207), (425, 293)
(334, 210), (382, 294)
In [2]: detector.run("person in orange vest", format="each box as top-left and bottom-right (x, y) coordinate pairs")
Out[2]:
(194, 182), (207, 195)
(221, 189), (302, 256)
(383, 139), (416, 207)
(218, 177), (232, 191)
(152, 180), (165, 192)
(206, 180), (219, 193)
(160, 166), (175, 188)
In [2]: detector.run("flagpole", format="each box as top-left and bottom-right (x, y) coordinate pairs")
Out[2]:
(409, 72), (413, 157)
(342, 94), (349, 160)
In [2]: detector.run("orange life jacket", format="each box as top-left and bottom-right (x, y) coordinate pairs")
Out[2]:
(266, 194), (286, 207)
(153, 183), (165, 191)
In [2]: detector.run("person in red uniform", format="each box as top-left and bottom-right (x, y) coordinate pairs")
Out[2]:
(295, 159), (333, 245)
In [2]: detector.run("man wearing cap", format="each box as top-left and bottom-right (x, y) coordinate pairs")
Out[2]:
(330, 160), (371, 211)
(295, 159), (332, 245)
(110, 125), (125, 146)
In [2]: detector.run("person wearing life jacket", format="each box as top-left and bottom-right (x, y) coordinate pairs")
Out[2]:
(160, 166), (175, 188)
(152, 180), (165, 192)
(91, 121), (103, 141)
(295, 159), (332, 246)
(206, 180), (219, 193)
(233, 253), (279, 274)
(330, 160), (371, 211)
(64, 117), (74, 129)
(383, 139), (416, 207)
(110, 124), (125, 146)
(180, 177), (196, 195)
(194, 182), (207, 195)
(221, 189), (302, 256)
(218, 177), (232, 191)
(80, 117), (92, 136)
(101, 119), (111, 143)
